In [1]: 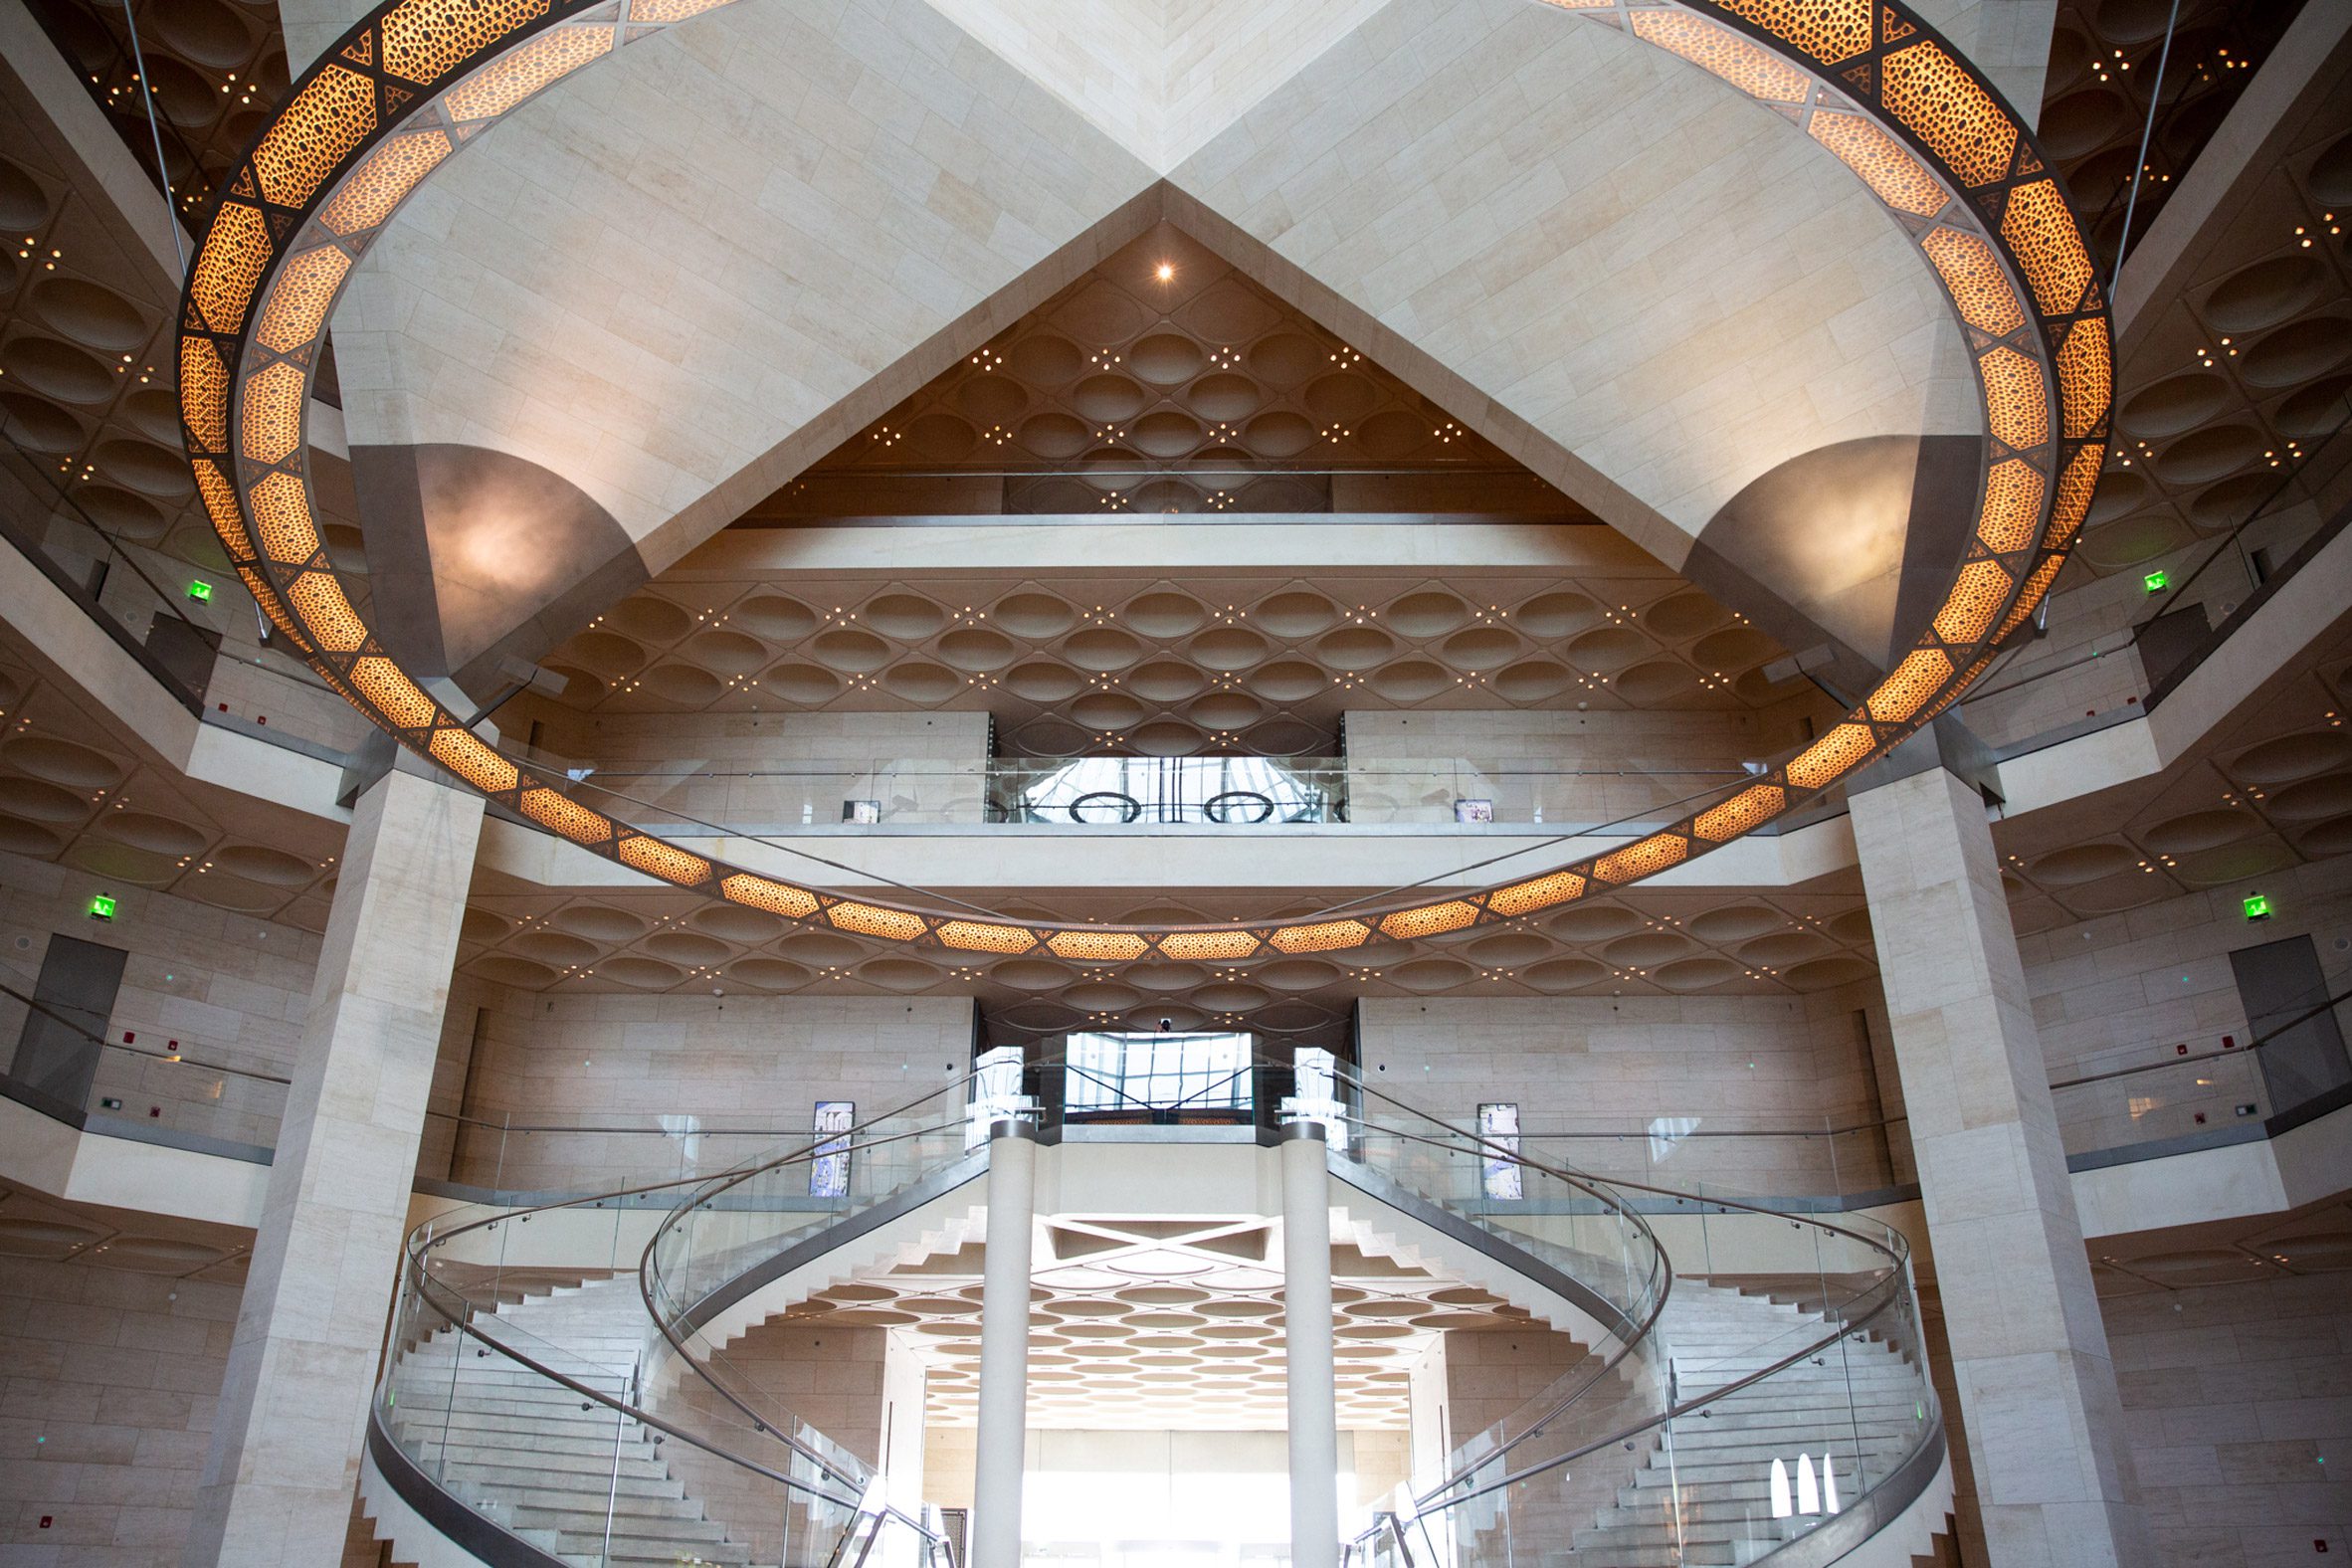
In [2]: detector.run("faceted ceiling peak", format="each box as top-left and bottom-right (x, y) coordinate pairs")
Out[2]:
(754, 220), (1576, 521)
(918, 0), (1398, 173)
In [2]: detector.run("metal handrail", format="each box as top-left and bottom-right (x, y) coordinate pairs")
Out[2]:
(1332, 1063), (1921, 1548)
(393, 1094), (980, 1549)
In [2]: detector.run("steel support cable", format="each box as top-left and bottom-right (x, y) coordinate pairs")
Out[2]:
(2111, 0), (2184, 298)
(116, 0), (186, 277)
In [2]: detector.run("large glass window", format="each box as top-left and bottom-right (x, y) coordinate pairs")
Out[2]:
(1063, 1032), (1255, 1117)
(1011, 756), (1332, 824)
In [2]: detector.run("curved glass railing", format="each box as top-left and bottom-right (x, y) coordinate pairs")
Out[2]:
(375, 1047), (1940, 1568)
(1334, 1079), (1936, 1568)
(377, 1083), (981, 1568)
(635, 1074), (986, 1527)
(1328, 1059), (1670, 1350)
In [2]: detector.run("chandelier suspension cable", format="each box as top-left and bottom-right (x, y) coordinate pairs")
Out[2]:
(544, 773), (1038, 926)
(1285, 770), (1766, 927)
(2110, 0), (2182, 295)
(117, 0), (186, 277)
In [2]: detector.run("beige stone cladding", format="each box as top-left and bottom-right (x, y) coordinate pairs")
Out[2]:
(1854, 766), (2152, 1567)
(2021, 855), (2352, 1154)
(1341, 706), (1776, 826)
(517, 708), (992, 830)
(442, 990), (976, 1192)
(1170, 0), (1974, 570)
(648, 1320), (926, 1565)
(183, 768), (486, 1568)
(2103, 1272), (2352, 1567)
(0, 847), (321, 1149)
(328, 0), (1158, 663)
(1355, 990), (1890, 1196)
(0, 1257), (241, 1566)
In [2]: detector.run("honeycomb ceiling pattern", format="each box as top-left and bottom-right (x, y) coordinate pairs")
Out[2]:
(2037, 0), (2307, 271)
(0, 113), (204, 557)
(456, 882), (1885, 1045)
(0, 1177), (252, 1284)
(25, 0), (292, 222)
(1996, 643), (2352, 930)
(2073, 79), (2352, 581)
(751, 224), (1564, 520)
(0, 655), (343, 928)
(2, 5), (355, 618)
(539, 569), (1798, 759)
(774, 1216), (1540, 1430)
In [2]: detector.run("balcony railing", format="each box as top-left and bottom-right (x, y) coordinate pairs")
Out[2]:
(8, 979), (2344, 1209)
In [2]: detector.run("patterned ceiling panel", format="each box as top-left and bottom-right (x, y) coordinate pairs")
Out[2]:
(0, 654), (342, 926)
(1995, 644), (2352, 929)
(776, 1216), (1544, 1431)
(751, 223), (1565, 520)
(536, 569), (1800, 758)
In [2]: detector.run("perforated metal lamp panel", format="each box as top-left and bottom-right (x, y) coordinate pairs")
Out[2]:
(176, 0), (2113, 964)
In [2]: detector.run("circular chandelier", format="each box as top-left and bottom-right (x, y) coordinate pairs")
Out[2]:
(176, 0), (2111, 965)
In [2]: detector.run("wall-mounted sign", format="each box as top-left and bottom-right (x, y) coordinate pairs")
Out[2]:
(1478, 1102), (1521, 1201)
(1453, 799), (1493, 825)
(811, 1100), (854, 1198)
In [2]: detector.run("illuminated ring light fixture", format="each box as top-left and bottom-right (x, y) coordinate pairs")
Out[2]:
(178, 0), (2110, 966)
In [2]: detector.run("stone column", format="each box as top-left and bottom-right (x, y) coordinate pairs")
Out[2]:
(970, 1126), (1037, 1568)
(182, 762), (484, 1566)
(1281, 1126), (1339, 1568)
(1851, 765), (2149, 1567)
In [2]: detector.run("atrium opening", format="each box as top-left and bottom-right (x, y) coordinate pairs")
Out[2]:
(0, 1), (2347, 1567)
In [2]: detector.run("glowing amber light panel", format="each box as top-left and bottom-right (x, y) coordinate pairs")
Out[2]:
(177, 0), (2109, 961)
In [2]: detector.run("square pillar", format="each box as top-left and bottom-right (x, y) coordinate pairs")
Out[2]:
(1852, 766), (2149, 1568)
(182, 762), (484, 1566)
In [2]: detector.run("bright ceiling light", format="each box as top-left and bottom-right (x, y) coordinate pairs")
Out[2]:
(1154, 262), (1174, 282)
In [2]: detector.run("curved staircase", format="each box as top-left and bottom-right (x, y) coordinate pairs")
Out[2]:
(389, 1277), (755, 1568)
(361, 1061), (1950, 1568)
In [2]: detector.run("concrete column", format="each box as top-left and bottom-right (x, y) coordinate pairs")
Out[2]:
(971, 1127), (1037, 1568)
(182, 763), (484, 1567)
(1852, 766), (2150, 1568)
(1282, 1127), (1339, 1568)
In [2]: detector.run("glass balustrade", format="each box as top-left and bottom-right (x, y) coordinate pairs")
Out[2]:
(386, 1079), (979, 1568)
(7, 977), (2342, 1197)
(1339, 1118), (1936, 1568)
(490, 739), (1785, 833)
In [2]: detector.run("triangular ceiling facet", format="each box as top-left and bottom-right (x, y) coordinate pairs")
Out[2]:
(920, 0), (1398, 172)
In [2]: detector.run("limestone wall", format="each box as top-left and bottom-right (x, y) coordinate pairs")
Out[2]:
(1341, 707), (1778, 827)
(0, 847), (320, 1150)
(2019, 856), (2352, 1155)
(1353, 992), (1892, 1196)
(512, 706), (992, 830)
(1170, 0), (1973, 570)
(442, 989), (975, 1192)
(0, 1255), (239, 1566)
(650, 1320), (920, 1567)
(2106, 1272), (2352, 1566)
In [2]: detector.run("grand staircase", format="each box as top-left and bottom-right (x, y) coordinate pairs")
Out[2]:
(366, 1067), (1948, 1568)
(1570, 1279), (1929, 1566)
(386, 1277), (758, 1567)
